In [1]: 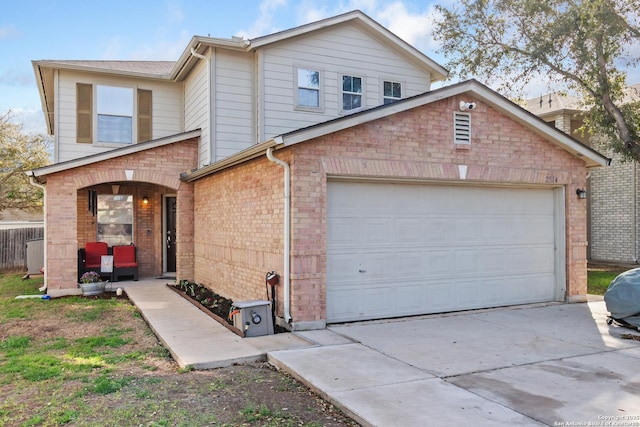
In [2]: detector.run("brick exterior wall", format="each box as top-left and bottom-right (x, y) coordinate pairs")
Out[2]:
(588, 152), (639, 263)
(193, 94), (589, 327)
(44, 138), (198, 294)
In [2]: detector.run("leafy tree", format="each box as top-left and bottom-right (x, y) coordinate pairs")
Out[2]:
(433, 0), (640, 160)
(0, 111), (51, 211)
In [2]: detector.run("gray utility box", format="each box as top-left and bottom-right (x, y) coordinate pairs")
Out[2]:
(232, 300), (274, 337)
(26, 238), (44, 275)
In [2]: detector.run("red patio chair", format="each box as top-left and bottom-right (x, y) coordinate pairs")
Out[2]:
(84, 241), (108, 269)
(112, 245), (138, 282)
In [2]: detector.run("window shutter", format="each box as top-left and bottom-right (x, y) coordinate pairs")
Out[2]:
(137, 89), (152, 143)
(76, 83), (92, 143)
(454, 112), (471, 145)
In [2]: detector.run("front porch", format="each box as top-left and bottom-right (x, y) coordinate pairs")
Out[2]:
(76, 183), (177, 282)
(30, 132), (199, 296)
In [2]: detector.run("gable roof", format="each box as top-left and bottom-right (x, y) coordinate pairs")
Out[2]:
(248, 10), (448, 82)
(28, 130), (201, 184)
(182, 79), (609, 182)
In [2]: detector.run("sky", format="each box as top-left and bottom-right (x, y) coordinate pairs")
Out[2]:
(2, 0), (638, 136)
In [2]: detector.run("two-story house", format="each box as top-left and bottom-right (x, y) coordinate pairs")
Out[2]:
(30, 10), (608, 330)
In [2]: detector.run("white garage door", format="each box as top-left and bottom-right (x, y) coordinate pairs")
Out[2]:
(327, 181), (560, 323)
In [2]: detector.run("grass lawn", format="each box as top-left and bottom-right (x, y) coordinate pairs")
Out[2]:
(587, 267), (631, 295)
(0, 273), (356, 427)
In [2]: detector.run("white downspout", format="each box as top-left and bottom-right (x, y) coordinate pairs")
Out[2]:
(266, 147), (291, 324)
(28, 174), (47, 293)
(190, 47), (213, 165)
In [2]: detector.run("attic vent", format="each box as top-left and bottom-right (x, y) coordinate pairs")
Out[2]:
(454, 112), (471, 145)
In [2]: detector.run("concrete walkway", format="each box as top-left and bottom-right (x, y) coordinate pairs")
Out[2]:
(120, 279), (312, 369)
(121, 280), (640, 426)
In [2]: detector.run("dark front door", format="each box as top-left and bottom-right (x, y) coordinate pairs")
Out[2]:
(165, 196), (177, 273)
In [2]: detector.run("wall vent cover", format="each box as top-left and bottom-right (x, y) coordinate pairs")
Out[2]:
(454, 112), (471, 145)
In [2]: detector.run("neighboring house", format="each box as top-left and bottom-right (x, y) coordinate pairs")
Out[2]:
(30, 10), (608, 330)
(526, 88), (639, 265)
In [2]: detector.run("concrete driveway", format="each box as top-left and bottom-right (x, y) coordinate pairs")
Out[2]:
(269, 300), (640, 426)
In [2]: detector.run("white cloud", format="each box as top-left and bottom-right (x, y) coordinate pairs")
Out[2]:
(373, 2), (442, 53)
(7, 108), (48, 135)
(293, 1), (442, 53)
(237, 0), (289, 39)
(0, 25), (20, 40)
(165, 0), (185, 24)
(0, 69), (34, 86)
(128, 30), (191, 60)
(100, 31), (191, 61)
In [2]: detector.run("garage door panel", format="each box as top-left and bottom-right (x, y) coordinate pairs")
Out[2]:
(455, 279), (486, 307)
(453, 249), (479, 275)
(363, 217), (392, 244)
(397, 217), (425, 243)
(396, 252), (425, 278)
(328, 217), (362, 246)
(506, 246), (555, 273)
(362, 252), (394, 279)
(395, 284), (423, 312)
(454, 217), (482, 243)
(327, 182), (560, 323)
(362, 286), (395, 317)
(423, 282), (456, 312)
(426, 250), (455, 276)
(426, 218), (453, 242)
(327, 252), (360, 281)
(327, 288), (362, 321)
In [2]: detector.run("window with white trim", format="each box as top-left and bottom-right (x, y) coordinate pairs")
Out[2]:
(342, 75), (362, 111)
(296, 68), (321, 109)
(76, 84), (152, 145)
(383, 81), (402, 104)
(97, 85), (133, 144)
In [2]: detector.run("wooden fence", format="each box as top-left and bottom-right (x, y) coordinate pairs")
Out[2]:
(0, 227), (44, 272)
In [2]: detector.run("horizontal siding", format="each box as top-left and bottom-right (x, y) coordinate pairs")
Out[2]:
(214, 49), (254, 162)
(184, 58), (210, 166)
(56, 70), (183, 163)
(261, 22), (432, 140)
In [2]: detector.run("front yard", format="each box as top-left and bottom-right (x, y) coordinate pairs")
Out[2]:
(0, 273), (357, 426)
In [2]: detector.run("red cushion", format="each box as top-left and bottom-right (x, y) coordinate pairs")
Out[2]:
(85, 242), (108, 267)
(116, 262), (137, 268)
(113, 245), (137, 267)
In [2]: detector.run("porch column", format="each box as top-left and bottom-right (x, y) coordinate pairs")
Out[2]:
(45, 176), (80, 295)
(176, 181), (194, 280)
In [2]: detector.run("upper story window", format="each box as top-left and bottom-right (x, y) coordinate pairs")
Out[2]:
(342, 75), (362, 111)
(296, 68), (322, 110)
(97, 85), (133, 144)
(383, 81), (402, 104)
(76, 83), (152, 145)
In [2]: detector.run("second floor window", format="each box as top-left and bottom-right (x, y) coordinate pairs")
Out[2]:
(297, 68), (320, 108)
(97, 85), (133, 144)
(76, 83), (152, 145)
(383, 81), (402, 104)
(342, 75), (362, 111)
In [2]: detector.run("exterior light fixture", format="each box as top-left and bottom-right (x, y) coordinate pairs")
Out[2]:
(111, 184), (120, 195)
(576, 189), (587, 199)
(142, 196), (149, 205)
